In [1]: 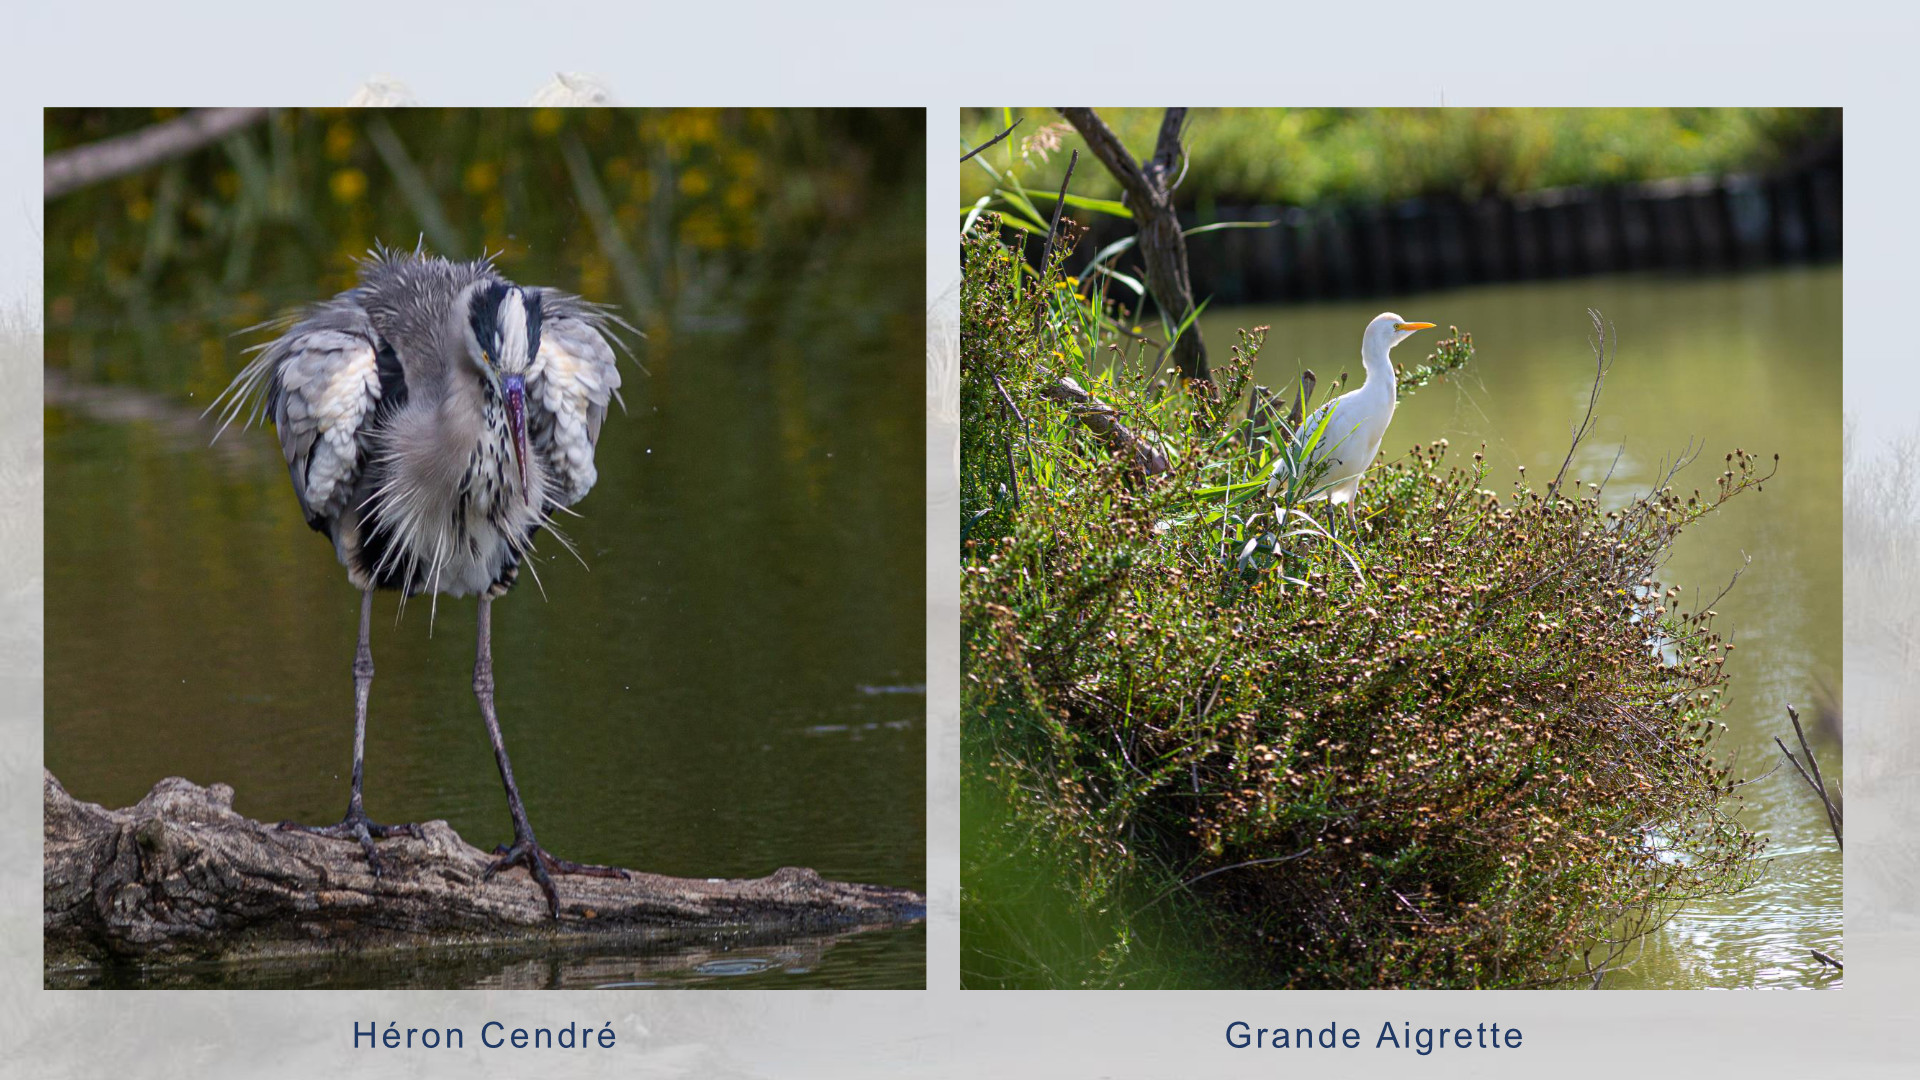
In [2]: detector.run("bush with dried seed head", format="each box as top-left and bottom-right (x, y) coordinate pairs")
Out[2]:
(961, 217), (1769, 989)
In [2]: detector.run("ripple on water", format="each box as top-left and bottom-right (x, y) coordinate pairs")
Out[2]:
(694, 957), (780, 978)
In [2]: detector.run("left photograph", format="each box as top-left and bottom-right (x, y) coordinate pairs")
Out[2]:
(43, 106), (927, 989)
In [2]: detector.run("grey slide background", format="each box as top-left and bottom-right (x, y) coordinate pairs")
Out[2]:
(6, 2), (1919, 1076)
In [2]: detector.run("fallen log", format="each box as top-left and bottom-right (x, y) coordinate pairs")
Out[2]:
(44, 771), (924, 968)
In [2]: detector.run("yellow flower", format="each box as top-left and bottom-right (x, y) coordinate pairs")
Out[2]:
(324, 121), (355, 162)
(531, 109), (564, 136)
(678, 168), (710, 197)
(464, 162), (499, 195)
(330, 168), (368, 203)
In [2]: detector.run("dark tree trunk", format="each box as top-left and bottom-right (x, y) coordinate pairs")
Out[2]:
(1058, 107), (1210, 387)
(43, 771), (923, 968)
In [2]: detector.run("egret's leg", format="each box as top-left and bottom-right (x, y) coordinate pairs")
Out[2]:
(277, 588), (422, 876)
(473, 595), (628, 918)
(1334, 478), (1362, 534)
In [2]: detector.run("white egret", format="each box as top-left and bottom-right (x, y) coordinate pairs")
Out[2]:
(1266, 312), (1435, 506)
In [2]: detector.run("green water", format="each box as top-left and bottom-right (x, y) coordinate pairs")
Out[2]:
(43, 109), (925, 989)
(1200, 265), (1843, 989)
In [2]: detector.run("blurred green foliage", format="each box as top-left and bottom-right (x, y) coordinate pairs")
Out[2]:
(962, 108), (1839, 210)
(46, 107), (920, 352)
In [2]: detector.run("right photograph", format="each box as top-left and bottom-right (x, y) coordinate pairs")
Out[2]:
(958, 107), (1842, 989)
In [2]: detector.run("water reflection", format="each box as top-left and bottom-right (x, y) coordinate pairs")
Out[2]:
(48, 923), (926, 990)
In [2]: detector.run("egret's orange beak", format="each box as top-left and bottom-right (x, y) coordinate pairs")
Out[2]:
(1394, 321), (1436, 332)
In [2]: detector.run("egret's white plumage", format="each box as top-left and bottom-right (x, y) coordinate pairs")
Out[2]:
(1266, 312), (1434, 505)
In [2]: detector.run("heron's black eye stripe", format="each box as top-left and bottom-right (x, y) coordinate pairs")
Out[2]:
(523, 290), (543, 359)
(468, 280), (512, 355)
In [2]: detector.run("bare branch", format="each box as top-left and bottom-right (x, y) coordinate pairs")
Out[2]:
(992, 372), (1025, 509)
(1042, 378), (1170, 476)
(1035, 149), (1079, 294)
(1551, 308), (1615, 494)
(45, 108), (269, 200)
(1183, 848), (1313, 889)
(1775, 704), (1842, 850)
(1056, 107), (1152, 205)
(961, 116), (1023, 163)
(1130, 847), (1314, 917)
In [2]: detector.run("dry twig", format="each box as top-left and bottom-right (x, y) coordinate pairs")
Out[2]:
(1552, 308), (1616, 493)
(961, 117), (1023, 163)
(1774, 704), (1842, 850)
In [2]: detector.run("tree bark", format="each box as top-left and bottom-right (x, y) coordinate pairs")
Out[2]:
(1041, 378), (1169, 477)
(44, 108), (269, 200)
(1057, 107), (1209, 387)
(43, 771), (923, 967)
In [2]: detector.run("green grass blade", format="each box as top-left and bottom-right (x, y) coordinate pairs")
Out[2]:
(1029, 191), (1133, 219)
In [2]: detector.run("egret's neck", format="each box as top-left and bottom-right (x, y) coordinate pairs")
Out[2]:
(1360, 337), (1397, 398)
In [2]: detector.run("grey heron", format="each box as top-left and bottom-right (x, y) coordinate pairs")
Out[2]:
(212, 246), (629, 916)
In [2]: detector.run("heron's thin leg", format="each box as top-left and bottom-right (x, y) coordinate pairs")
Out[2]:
(277, 588), (421, 874)
(472, 594), (536, 838)
(346, 587), (375, 817)
(474, 595), (628, 918)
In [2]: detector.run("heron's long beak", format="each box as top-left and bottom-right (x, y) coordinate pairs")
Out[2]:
(502, 374), (530, 493)
(1395, 321), (1436, 332)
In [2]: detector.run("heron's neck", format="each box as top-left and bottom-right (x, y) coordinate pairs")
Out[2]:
(424, 368), (511, 488)
(439, 366), (493, 439)
(1359, 339), (1397, 399)
(445, 365), (538, 507)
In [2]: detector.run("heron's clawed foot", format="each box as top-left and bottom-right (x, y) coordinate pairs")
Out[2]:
(484, 834), (631, 918)
(276, 812), (423, 878)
